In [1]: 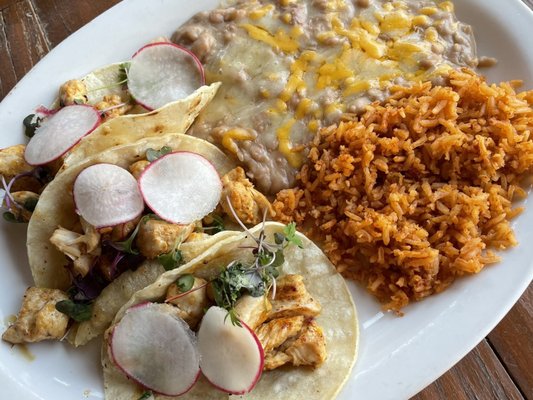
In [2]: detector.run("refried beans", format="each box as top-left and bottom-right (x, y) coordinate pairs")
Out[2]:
(173, 0), (479, 194)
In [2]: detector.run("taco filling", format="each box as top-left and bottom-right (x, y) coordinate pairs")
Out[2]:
(1, 40), (216, 222)
(3, 134), (276, 347)
(102, 222), (358, 399)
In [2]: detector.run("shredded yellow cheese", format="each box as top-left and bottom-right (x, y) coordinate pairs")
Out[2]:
(276, 119), (303, 168)
(240, 24), (299, 53)
(221, 128), (256, 155)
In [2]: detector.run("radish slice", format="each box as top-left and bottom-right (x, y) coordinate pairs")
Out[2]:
(139, 152), (222, 224)
(110, 302), (200, 396)
(24, 105), (101, 166)
(198, 306), (264, 395)
(127, 42), (205, 110)
(73, 163), (144, 228)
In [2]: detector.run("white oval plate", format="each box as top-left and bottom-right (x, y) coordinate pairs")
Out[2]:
(1, 1), (532, 399)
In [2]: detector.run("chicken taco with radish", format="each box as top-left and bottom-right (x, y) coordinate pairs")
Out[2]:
(4, 132), (277, 347)
(102, 222), (358, 400)
(1, 41), (215, 223)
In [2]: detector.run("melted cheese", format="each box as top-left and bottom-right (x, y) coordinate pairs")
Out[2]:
(222, 128), (256, 154)
(240, 24), (299, 53)
(276, 119), (303, 168)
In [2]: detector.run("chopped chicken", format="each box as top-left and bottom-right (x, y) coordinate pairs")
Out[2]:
(50, 219), (101, 277)
(129, 160), (150, 180)
(185, 231), (210, 242)
(3, 191), (39, 222)
(108, 216), (141, 242)
(59, 79), (88, 106)
(284, 319), (327, 368)
(2, 287), (69, 344)
(72, 254), (95, 278)
(95, 94), (131, 121)
(268, 274), (322, 320)
(0, 144), (33, 180)
(259, 318), (327, 371)
(166, 277), (209, 328)
(136, 219), (195, 259)
(253, 274), (327, 371)
(255, 315), (304, 353)
(264, 351), (291, 370)
(234, 294), (272, 330)
(220, 167), (274, 225)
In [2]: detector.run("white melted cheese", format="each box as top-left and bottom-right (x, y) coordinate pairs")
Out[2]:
(173, 0), (477, 193)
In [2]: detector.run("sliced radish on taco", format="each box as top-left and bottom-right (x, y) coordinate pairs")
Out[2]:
(109, 302), (200, 396)
(139, 152), (222, 224)
(73, 163), (144, 228)
(198, 306), (264, 395)
(127, 42), (205, 110)
(24, 105), (101, 166)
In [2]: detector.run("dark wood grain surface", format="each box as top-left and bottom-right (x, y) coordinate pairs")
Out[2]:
(0, 0), (532, 399)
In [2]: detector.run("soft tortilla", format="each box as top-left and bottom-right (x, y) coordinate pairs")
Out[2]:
(71, 230), (240, 347)
(61, 83), (220, 170)
(103, 222), (358, 400)
(27, 133), (235, 290)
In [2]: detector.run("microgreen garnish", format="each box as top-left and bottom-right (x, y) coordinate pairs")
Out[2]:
(207, 198), (303, 326)
(137, 391), (153, 400)
(118, 62), (130, 84)
(176, 274), (195, 292)
(2, 211), (23, 223)
(23, 114), (42, 138)
(55, 300), (92, 322)
(109, 214), (156, 255)
(202, 213), (225, 234)
(146, 146), (172, 162)
(86, 63), (130, 95)
(279, 223), (303, 249)
(157, 247), (184, 271)
(1, 167), (51, 213)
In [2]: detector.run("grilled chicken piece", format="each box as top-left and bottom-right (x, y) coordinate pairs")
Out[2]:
(264, 351), (291, 370)
(2, 287), (69, 344)
(166, 277), (209, 328)
(129, 160), (150, 180)
(108, 216), (141, 242)
(268, 274), (321, 320)
(284, 319), (327, 368)
(234, 294), (272, 330)
(185, 231), (210, 242)
(255, 315), (304, 353)
(220, 167), (273, 225)
(136, 219), (195, 259)
(259, 318), (327, 371)
(95, 94), (131, 121)
(50, 219), (101, 277)
(59, 79), (88, 106)
(0, 144), (33, 180)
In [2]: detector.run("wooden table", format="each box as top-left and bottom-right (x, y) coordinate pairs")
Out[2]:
(1, 0), (532, 398)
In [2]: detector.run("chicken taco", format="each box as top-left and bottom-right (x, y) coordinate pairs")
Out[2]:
(1, 42), (214, 224)
(102, 222), (358, 400)
(9, 132), (274, 347)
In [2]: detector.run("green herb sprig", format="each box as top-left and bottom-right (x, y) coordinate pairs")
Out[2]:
(111, 214), (156, 254)
(2, 211), (24, 223)
(146, 146), (172, 162)
(201, 213), (225, 234)
(158, 247), (184, 271)
(137, 391), (153, 400)
(23, 114), (42, 138)
(55, 300), (92, 322)
(209, 197), (303, 325)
